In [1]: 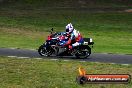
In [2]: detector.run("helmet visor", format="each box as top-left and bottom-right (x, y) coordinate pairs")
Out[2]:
(66, 28), (69, 32)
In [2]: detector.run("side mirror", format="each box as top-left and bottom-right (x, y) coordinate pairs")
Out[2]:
(51, 28), (53, 31)
(51, 28), (53, 34)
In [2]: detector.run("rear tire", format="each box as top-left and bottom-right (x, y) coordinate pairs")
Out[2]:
(75, 46), (91, 59)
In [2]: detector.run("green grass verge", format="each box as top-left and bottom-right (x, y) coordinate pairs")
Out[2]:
(0, 2), (132, 54)
(0, 10), (132, 54)
(0, 56), (132, 88)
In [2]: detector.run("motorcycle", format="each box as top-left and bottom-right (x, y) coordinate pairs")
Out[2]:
(38, 28), (94, 59)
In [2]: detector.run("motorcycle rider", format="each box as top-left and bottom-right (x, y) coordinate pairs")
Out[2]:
(64, 23), (84, 50)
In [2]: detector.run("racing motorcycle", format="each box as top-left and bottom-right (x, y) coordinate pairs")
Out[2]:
(38, 28), (94, 59)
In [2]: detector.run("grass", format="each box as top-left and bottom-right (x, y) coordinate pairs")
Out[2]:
(0, 28), (47, 49)
(0, 1), (132, 54)
(0, 1), (131, 88)
(0, 10), (132, 54)
(0, 56), (132, 88)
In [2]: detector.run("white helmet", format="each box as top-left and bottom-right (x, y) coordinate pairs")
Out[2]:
(65, 23), (74, 33)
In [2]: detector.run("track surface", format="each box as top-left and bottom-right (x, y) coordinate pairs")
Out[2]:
(0, 48), (132, 64)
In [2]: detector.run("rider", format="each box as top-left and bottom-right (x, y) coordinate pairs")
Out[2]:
(64, 23), (84, 50)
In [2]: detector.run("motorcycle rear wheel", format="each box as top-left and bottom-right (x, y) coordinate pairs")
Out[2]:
(75, 48), (91, 59)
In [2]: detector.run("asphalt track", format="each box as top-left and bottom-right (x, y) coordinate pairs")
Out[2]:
(0, 48), (132, 64)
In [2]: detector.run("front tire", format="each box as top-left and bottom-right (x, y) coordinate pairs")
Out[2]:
(38, 45), (52, 56)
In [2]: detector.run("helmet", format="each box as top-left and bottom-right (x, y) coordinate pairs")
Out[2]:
(65, 23), (74, 33)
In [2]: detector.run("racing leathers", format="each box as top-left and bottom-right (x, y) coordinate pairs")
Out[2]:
(64, 29), (84, 50)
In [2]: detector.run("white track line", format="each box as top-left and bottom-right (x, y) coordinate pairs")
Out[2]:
(9, 48), (36, 51)
(29, 49), (36, 51)
(7, 56), (17, 58)
(35, 58), (43, 59)
(79, 61), (86, 62)
(63, 60), (70, 61)
(6, 56), (131, 65)
(111, 63), (116, 64)
(50, 59), (58, 61)
(10, 48), (17, 49)
(17, 57), (30, 59)
(121, 64), (129, 66)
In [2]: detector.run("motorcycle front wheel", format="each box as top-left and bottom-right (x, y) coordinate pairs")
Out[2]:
(38, 45), (52, 56)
